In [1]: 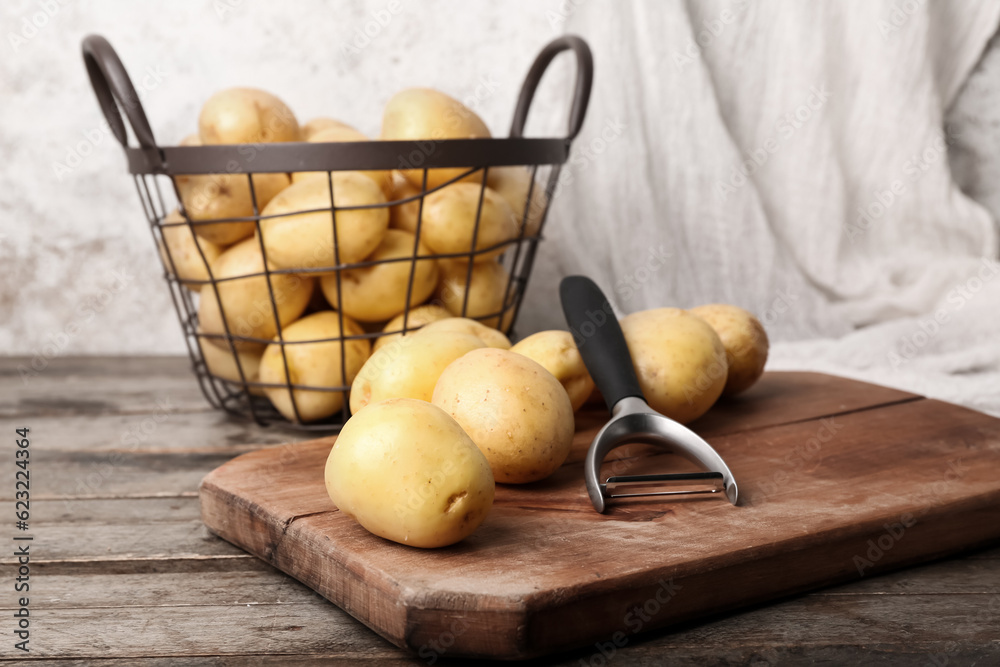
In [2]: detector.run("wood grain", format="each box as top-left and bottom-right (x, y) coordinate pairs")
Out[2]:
(200, 373), (1000, 660)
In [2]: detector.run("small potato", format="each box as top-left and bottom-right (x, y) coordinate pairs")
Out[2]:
(198, 333), (265, 396)
(259, 311), (370, 422)
(198, 87), (300, 145)
(349, 330), (485, 414)
(510, 330), (594, 411)
(319, 230), (438, 322)
(373, 304), (452, 352)
(419, 317), (511, 349)
(620, 308), (728, 424)
(325, 398), (495, 548)
(486, 166), (546, 237)
(258, 173), (389, 270)
(421, 183), (517, 261)
(381, 88), (491, 189)
(197, 238), (314, 349)
(688, 304), (769, 396)
(432, 348), (575, 484)
(436, 260), (514, 331)
(301, 117), (353, 140)
(292, 124), (393, 197)
(176, 171), (290, 246)
(158, 210), (222, 292)
(388, 171), (423, 234)
(179, 133), (202, 147)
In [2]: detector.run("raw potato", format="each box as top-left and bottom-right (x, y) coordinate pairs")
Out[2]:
(432, 348), (575, 484)
(510, 330), (594, 411)
(487, 166), (546, 237)
(179, 133), (202, 147)
(301, 117), (353, 140)
(158, 210), (222, 292)
(258, 174), (389, 270)
(176, 171), (290, 246)
(292, 124), (392, 197)
(319, 230), (438, 322)
(325, 398), (495, 548)
(418, 317), (511, 349)
(688, 304), (769, 396)
(197, 238), (314, 349)
(259, 311), (370, 422)
(198, 87), (300, 145)
(436, 260), (514, 331)
(349, 330), (485, 414)
(381, 88), (491, 189)
(619, 308), (728, 424)
(373, 304), (452, 352)
(421, 183), (517, 261)
(198, 333), (265, 396)
(388, 171), (423, 234)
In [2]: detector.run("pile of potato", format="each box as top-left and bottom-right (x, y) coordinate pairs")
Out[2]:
(326, 302), (768, 549)
(159, 86), (547, 423)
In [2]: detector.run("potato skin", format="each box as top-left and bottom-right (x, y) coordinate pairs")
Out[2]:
(688, 304), (769, 396)
(619, 308), (728, 424)
(436, 260), (514, 331)
(158, 210), (222, 292)
(258, 174), (389, 269)
(486, 166), (546, 237)
(421, 183), (517, 261)
(349, 330), (485, 414)
(259, 311), (370, 422)
(198, 333), (265, 396)
(432, 348), (575, 484)
(197, 238), (313, 349)
(510, 330), (594, 411)
(373, 304), (453, 352)
(387, 171), (423, 234)
(319, 229), (438, 322)
(325, 398), (495, 548)
(292, 123), (393, 197)
(177, 172), (290, 246)
(418, 317), (511, 350)
(381, 88), (491, 189)
(198, 87), (300, 145)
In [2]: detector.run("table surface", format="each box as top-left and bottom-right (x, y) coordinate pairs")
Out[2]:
(1, 356), (998, 666)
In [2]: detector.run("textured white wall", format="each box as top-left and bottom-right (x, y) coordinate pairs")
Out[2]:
(1, 0), (574, 355)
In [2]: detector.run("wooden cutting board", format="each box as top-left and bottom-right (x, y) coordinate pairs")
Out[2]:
(199, 372), (1000, 660)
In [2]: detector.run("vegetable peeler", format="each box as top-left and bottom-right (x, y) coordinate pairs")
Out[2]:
(560, 276), (739, 512)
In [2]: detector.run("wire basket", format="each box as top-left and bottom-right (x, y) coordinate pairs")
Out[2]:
(82, 33), (593, 431)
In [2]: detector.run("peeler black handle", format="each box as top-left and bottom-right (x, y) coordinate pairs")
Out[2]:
(560, 276), (645, 412)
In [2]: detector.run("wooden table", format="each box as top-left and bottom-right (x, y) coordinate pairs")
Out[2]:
(2, 356), (998, 665)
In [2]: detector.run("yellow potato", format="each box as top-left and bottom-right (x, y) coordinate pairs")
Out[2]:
(421, 183), (517, 261)
(301, 117), (353, 141)
(319, 230), (438, 322)
(619, 308), (728, 424)
(198, 333), (265, 396)
(197, 238), (314, 349)
(381, 88), (491, 189)
(179, 133), (202, 147)
(198, 87), (300, 145)
(418, 317), (511, 349)
(292, 124), (392, 197)
(258, 173), (389, 270)
(259, 311), (370, 422)
(432, 348), (575, 484)
(176, 171), (290, 246)
(388, 171), (423, 234)
(436, 260), (514, 331)
(688, 304), (769, 396)
(158, 210), (222, 292)
(486, 166), (546, 237)
(325, 398), (494, 548)
(373, 304), (452, 352)
(510, 330), (594, 411)
(349, 330), (484, 414)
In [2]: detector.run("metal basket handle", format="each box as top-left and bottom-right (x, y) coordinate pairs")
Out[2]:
(82, 34), (158, 150)
(510, 34), (593, 141)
